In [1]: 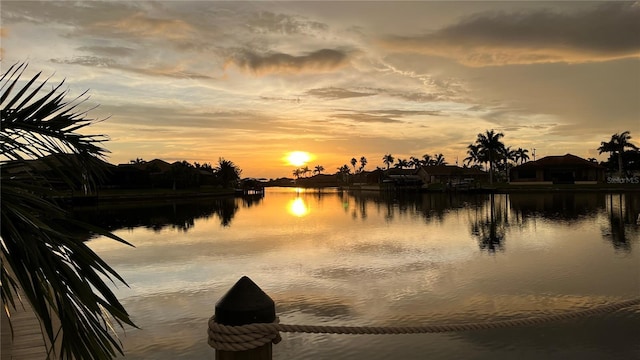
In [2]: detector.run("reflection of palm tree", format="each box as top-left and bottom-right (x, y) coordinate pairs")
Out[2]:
(598, 131), (639, 176)
(602, 193), (633, 252)
(471, 194), (506, 252)
(218, 198), (239, 226)
(383, 154), (395, 169)
(1, 63), (135, 357)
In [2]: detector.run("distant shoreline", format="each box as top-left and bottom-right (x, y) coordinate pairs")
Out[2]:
(61, 183), (640, 205)
(63, 187), (236, 205)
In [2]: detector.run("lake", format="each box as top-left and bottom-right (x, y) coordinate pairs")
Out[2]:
(84, 188), (640, 359)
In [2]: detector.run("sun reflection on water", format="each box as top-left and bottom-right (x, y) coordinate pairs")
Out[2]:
(288, 197), (309, 217)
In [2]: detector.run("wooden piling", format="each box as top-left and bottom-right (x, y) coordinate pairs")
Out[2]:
(214, 276), (275, 360)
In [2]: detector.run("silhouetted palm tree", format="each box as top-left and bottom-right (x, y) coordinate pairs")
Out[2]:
(409, 156), (421, 169)
(1, 63), (136, 359)
(130, 157), (146, 164)
(292, 168), (301, 179)
(337, 164), (351, 184)
(350, 157), (357, 173)
(474, 130), (506, 184)
(313, 165), (325, 175)
(302, 165), (310, 178)
(359, 156), (367, 172)
(383, 154), (395, 169)
(422, 154), (432, 167)
(394, 158), (409, 169)
(514, 147), (530, 164)
(215, 158), (242, 187)
(598, 131), (639, 176)
(432, 153), (447, 166)
(464, 144), (481, 167)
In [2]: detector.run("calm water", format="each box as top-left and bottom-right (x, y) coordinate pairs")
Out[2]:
(84, 188), (640, 359)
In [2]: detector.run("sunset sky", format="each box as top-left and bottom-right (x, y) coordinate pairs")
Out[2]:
(2, 1), (639, 179)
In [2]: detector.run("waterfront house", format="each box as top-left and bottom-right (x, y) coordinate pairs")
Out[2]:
(417, 165), (488, 185)
(383, 168), (423, 189)
(509, 154), (605, 184)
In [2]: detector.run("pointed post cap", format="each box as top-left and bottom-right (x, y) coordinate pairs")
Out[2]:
(215, 276), (275, 326)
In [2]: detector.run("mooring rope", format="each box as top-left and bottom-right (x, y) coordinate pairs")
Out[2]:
(207, 297), (640, 352)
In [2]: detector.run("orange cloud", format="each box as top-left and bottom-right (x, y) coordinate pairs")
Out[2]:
(93, 12), (194, 40)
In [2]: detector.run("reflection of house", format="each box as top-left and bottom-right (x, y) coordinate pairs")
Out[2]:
(417, 165), (488, 185)
(510, 154), (605, 184)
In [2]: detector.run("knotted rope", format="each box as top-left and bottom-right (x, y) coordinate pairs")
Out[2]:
(208, 297), (640, 352)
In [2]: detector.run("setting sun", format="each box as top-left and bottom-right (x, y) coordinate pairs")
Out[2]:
(286, 151), (312, 167)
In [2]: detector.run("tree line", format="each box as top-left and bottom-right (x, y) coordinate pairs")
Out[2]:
(295, 129), (639, 184)
(125, 157), (242, 189)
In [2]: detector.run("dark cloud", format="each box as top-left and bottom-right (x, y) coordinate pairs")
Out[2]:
(383, 2), (640, 66)
(445, 3), (639, 53)
(246, 11), (329, 35)
(306, 87), (376, 99)
(227, 48), (350, 75)
(322, 108), (441, 127)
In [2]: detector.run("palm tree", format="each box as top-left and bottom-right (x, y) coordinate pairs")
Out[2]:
(215, 158), (242, 187)
(432, 153), (447, 166)
(350, 157), (357, 173)
(394, 158), (409, 169)
(464, 144), (481, 167)
(130, 157), (146, 164)
(337, 164), (351, 174)
(598, 131), (639, 176)
(474, 129), (506, 184)
(359, 156), (367, 173)
(514, 148), (530, 164)
(313, 165), (325, 175)
(422, 154), (432, 167)
(1, 63), (136, 358)
(292, 168), (302, 179)
(382, 154), (395, 169)
(409, 156), (421, 169)
(301, 165), (310, 178)
(336, 164), (351, 184)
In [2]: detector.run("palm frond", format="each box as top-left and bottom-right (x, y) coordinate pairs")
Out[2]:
(1, 63), (136, 359)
